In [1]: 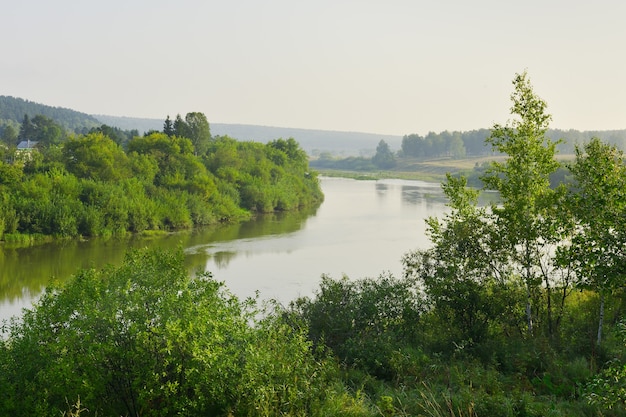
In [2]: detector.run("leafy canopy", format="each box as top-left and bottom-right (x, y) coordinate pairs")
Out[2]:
(0, 248), (330, 416)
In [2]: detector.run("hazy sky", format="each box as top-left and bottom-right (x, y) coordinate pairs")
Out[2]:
(3, 1), (625, 135)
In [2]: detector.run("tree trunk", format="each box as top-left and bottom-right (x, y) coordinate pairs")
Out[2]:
(524, 257), (534, 336)
(525, 284), (533, 336)
(546, 278), (553, 337)
(524, 246), (534, 336)
(597, 291), (605, 346)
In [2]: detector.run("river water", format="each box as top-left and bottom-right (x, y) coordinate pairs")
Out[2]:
(0, 177), (449, 322)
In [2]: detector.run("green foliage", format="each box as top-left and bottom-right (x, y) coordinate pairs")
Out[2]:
(1, 126), (321, 240)
(184, 111), (212, 155)
(127, 131), (190, 159)
(173, 113), (191, 139)
(417, 383), (478, 417)
(480, 71), (571, 337)
(372, 140), (396, 169)
(586, 322), (626, 411)
(401, 130), (468, 159)
(88, 123), (137, 146)
(17, 114), (68, 146)
(384, 73), (626, 415)
(63, 132), (131, 181)
(0, 123), (18, 145)
(0, 161), (24, 185)
(5, 77), (626, 415)
(0, 95), (101, 133)
(403, 173), (521, 354)
(289, 273), (422, 380)
(399, 126), (626, 162)
(561, 138), (626, 345)
(163, 115), (174, 136)
(206, 136), (323, 213)
(0, 248), (333, 416)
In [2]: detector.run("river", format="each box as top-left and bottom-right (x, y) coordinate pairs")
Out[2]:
(0, 177), (449, 322)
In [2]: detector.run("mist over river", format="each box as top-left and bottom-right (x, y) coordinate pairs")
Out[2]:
(0, 177), (449, 322)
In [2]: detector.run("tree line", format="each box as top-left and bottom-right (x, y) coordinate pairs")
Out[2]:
(401, 128), (626, 159)
(0, 112), (322, 241)
(311, 126), (626, 173)
(310, 139), (399, 171)
(0, 74), (625, 416)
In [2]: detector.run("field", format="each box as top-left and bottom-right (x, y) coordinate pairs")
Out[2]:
(316, 154), (576, 183)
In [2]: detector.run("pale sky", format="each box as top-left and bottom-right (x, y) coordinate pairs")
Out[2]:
(3, 0), (625, 136)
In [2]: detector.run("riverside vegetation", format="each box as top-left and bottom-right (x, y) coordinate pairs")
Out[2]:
(1, 72), (626, 416)
(0, 112), (323, 243)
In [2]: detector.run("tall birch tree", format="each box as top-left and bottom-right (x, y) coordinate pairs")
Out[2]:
(481, 71), (566, 337)
(565, 138), (626, 346)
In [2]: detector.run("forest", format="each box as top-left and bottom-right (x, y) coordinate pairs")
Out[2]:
(310, 124), (626, 174)
(398, 127), (626, 159)
(0, 96), (102, 135)
(1, 72), (626, 416)
(0, 111), (323, 242)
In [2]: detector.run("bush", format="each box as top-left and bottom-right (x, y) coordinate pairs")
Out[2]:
(0, 248), (333, 416)
(290, 273), (423, 380)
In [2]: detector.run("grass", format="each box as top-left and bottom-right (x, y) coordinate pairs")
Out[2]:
(316, 155), (488, 182)
(417, 384), (477, 417)
(316, 154), (577, 183)
(1, 232), (55, 247)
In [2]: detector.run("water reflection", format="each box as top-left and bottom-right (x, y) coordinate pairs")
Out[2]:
(184, 206), (318, 269)
(0, 233), (196, 304)
(0, 205), (319, 307)
(1, 177), (449, 322)
(210, 251), (238, 269)
(375, 182), (389, 196)
(400, 184), (447, 206)
(372, 179), (447, 207)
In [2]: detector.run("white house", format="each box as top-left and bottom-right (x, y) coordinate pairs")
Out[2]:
(17, 140), (39, 150)
(15, 140), (39, 161)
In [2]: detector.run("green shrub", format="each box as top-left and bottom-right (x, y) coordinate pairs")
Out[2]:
(290, 273), (423, 380)
(0, 248), (334, 416)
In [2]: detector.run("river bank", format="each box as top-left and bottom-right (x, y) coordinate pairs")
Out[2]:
(0, 177), (447, 323)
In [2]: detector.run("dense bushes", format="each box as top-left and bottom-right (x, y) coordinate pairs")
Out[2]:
(0, 248), (335, 416)
(0, 132), (322, 240)
(288, 273), (422, 380)
(207, 136), (322, 212)
(3, 249), (624, 416)
(284, 271), (626, 416)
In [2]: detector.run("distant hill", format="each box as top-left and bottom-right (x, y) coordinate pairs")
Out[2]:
(212, 124), (403, 157)
(94, 114), (403, 156)
(0, 95), (402, 155)
(0, 96), (101, 133)
(92, 114), (161, 134)
(4, 96), (625, 157)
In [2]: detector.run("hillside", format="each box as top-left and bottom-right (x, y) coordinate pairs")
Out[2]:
(0, 96), (101, 132)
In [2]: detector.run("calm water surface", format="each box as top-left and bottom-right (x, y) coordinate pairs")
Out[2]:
(0, 177), (448, 322)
